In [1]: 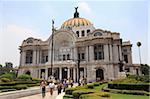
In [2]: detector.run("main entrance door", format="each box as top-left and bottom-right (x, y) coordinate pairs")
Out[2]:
(96, 69), (104, 81)
(62, 67), (68, 79)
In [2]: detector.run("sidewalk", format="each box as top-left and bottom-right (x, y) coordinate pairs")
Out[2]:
(18, 90), (57, 99)
(0, 83), (78, 99)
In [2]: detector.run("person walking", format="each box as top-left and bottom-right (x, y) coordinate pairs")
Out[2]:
(49, 81), (55, 95)
(57, 82), (63, 95)
(40, 80), (47, 98)
(63, 79), (68, 92)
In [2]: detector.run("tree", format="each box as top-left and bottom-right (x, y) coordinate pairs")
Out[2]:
(141, 64), (150, 75)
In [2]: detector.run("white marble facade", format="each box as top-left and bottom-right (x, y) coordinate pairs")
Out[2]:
(18, 8), (140, 82)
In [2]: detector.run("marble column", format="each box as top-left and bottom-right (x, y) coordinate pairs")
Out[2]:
(109, 44), (113, 61)
(104, 44), (109, 62)
(74, 47), (78, 60)
(19, 51), (22, 66)
(84, 67), (86, 78)
(119, 45), (122, 60)
(22, 51), (26, 66)
(59, 67), (62, 80)
(73, 68), (76, 82)
(33, 50), (36, 65)
(67, 68), (70, 79)
(85, 46), (89, 62)
(89, 45), (94, 61)
(36, 50), (39, 64)
(113, 44), (119, 62)
(45, 68), (48, 80)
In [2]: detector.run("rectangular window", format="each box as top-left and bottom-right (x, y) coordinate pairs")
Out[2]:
(67, 54), (70, 60)
(81, 30), (85, 36)
(98, 52), (102, 60)
(94, 44), (104, 60)
(76, 31), (79, 37)
(87, 29), (90, 33)
(63, 55), (66, 61)
(124, 55), (128, 63)
(123, 49), (127, 52)
(81, 53), (85, 60)
(78, 53), (80, 60)
(94, 52), (97, 60)
(25, 50), (33, 64)
(46, 56), (48, 62)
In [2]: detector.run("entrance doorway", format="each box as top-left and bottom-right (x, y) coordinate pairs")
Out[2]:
(96, 69), (104, 81)
(54, 68), (59, 80)
(25, 71), (31, 75)
(62, 67), (68, 79)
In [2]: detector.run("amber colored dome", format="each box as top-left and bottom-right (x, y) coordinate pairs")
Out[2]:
(61, 18), (92, 28)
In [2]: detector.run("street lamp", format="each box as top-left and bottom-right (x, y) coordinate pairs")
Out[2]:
(137, 42), (142, 65)
(77, 59), (80, 86)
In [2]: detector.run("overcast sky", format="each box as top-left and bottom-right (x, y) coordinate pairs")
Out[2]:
(0, 0), (149, 66)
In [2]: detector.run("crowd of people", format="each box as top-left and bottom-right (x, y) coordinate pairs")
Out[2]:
(40, 77), (87, 98)
(40, 77), (75, 98)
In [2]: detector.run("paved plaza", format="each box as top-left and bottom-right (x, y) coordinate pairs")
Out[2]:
(18, 90), (65, 99)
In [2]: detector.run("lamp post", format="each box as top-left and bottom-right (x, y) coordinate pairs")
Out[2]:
(137, 42), (142, 65)
(77, 59), (80, 86)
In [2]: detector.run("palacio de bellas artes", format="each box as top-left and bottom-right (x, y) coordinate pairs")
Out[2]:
(18, 7), (141, 83)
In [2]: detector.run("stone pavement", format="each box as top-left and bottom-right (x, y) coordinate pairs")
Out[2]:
(18, 90), (58, 99)
(0, 83), (78, 99)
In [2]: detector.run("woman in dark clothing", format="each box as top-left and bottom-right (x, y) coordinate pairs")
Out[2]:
(40, 80), (47, 98)
(57, 82), (63, 95)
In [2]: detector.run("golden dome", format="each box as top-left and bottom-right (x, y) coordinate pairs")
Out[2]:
(61, 18), (92, 28)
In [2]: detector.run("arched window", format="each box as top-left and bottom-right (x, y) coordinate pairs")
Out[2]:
(76, 31), (79, 37)
(94, 32), (102, 36)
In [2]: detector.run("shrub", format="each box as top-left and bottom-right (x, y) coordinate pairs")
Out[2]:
(63, 94), (74, 98)
(0, 81), (16, 86)
(32, 78), (42, 83)
(108, 83), (150, 92)
(127, 75), (150, 83)
(13, 85), (27, 90)
(93, 82), (100, 86)
(103, 88), (150, 96)
(17, 74), (32, 81)
(0, 73), (14, 81)
(72, 89), (94, 99)
(65, 85), (88, 95)
(99, 92), (110, 97)
(65, 87), (78, 95)
(80, 92), (110, 99)
(87, 84), (94, 89)
(15, 80), (37, 84)
(1, 78), (10, 82)
(0, 85), (27, 90)
(80, 93), (101, 99)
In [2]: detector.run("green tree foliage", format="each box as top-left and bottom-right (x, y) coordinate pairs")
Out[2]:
(141, 64), (150, 75)
(17, 74), (32, 81)
(0, 73), (15, 81)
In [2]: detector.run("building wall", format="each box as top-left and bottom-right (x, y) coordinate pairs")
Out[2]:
(18, 26), (140, 82)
